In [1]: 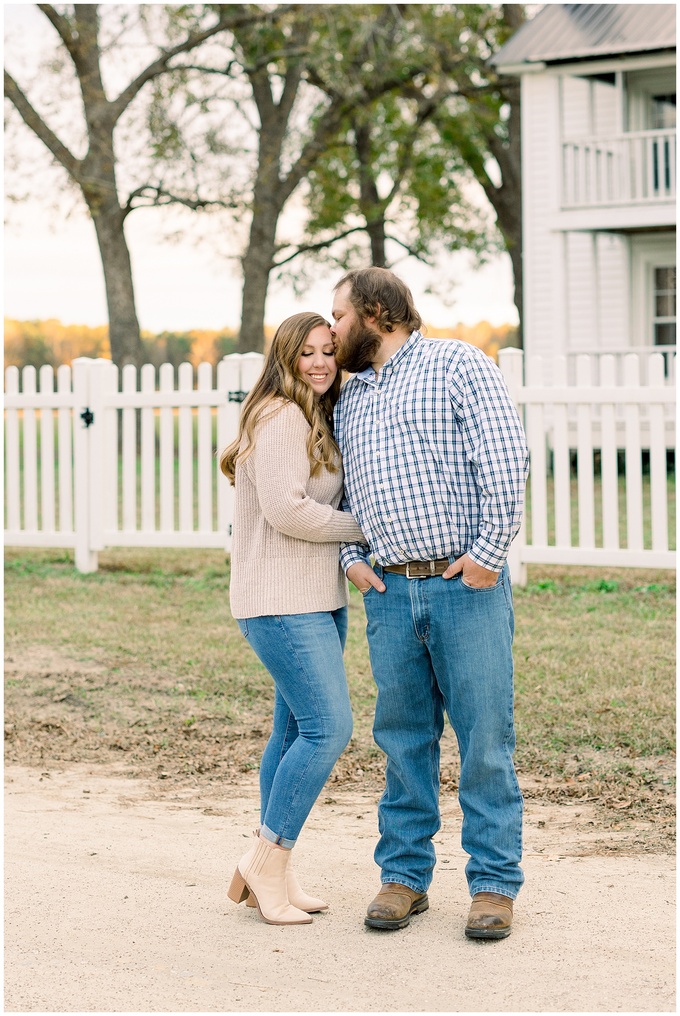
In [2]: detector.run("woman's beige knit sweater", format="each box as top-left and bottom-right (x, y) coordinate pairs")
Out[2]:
(229, 400), (365, 619)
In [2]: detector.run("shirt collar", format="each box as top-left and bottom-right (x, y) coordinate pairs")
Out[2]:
(355, 330), (422, 384)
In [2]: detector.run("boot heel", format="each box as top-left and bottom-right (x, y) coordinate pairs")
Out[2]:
(227, 867), (249, 904)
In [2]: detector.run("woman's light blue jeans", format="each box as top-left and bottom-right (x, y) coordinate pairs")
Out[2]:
(362, 565), (524, 900)
(236, 607), (352, 848)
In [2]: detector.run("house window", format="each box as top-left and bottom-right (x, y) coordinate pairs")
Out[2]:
(650, 94), (676, 130)
(653, 267), (676, 346)
(624, 68), (676, 131)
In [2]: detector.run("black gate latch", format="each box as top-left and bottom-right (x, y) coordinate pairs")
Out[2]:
(80, 408), (94, 427)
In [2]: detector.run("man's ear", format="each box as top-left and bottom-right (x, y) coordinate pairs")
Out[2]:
(364, 303), (380, 327)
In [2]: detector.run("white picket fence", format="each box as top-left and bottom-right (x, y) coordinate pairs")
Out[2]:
(4, 349), (676, 584)
(4, 354), (264, 572)
(499, 347), (675, 584)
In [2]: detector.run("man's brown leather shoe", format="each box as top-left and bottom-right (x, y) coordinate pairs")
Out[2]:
(465, 891), (513, 940)
(364, 882), (429, 930)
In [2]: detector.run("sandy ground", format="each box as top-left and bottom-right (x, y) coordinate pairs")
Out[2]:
(5, 764), (675, 1014)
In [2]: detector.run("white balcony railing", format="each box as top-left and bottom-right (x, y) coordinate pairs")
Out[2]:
(562, 129), (676, 208)
(565, 346), (676, 387)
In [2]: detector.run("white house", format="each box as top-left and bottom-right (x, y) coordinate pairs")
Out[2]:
(494, 4), (676, 384)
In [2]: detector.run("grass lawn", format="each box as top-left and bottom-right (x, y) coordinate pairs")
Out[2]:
(4, 547), (675, 850)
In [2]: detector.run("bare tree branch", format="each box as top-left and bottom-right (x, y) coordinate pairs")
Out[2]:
(4, 70), (81, 180)
(109, 7), (295, 124)
(37, 4), (80, 63)
(386, 234), (433, 264)
(273, 224), (375, 267)
(122, 184), (237, 218)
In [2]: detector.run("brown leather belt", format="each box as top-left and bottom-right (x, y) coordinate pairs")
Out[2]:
(383, 558), (450, 579)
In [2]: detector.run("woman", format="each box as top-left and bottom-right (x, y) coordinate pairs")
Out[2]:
(220, 312), (366, 926)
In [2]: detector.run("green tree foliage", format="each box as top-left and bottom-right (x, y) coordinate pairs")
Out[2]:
(145, 4), (448, 351)
(4, 3), (271, 366)
(283, 4), (525, 333)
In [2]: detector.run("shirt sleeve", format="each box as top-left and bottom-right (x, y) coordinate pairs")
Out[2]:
(448, 351), (529, 571)
(338, 489), (371, 571)
(252, 402), (367, 544)
(334, 388), (371, 571)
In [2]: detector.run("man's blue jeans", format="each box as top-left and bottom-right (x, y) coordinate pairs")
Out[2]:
(362, 565), (524, 899)
(236, 608), (352, 848)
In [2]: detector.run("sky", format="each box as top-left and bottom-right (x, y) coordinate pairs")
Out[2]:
(4, 3), (519, 335)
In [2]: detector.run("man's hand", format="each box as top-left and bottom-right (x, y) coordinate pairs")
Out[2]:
(347, 561), (386, 594)
(442, 553), (499, 588)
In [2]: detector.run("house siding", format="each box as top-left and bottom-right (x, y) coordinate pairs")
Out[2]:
(522, 72), (565, 365)
(561, 75), (619, 138)
(565, 232), (630, 351)
(597, 233), (630, 348)
(566, 232), (598, 349)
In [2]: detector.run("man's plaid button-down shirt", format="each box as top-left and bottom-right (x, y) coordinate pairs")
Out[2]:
(334, 331), (529, 573)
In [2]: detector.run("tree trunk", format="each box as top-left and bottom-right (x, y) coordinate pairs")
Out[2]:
(90, 205), (144, 366)
(506, 231), (523, 347)
(238, 234), (276, 353)
(238, 183), (280, 352)
(490, 74), (523, 346)
(75, 7), (144, 368)
(354, 120), (387, 266)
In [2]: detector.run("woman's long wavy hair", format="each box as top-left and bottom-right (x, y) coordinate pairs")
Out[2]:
(220, 312), (342, 484)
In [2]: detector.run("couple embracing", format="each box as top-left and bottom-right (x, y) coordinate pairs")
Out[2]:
(221, 268), (529, 940)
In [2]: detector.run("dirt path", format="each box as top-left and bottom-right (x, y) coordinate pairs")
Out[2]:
(5, 764), (675, 1013)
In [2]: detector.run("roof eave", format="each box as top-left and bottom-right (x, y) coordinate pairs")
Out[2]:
(495, 45), (676, 77)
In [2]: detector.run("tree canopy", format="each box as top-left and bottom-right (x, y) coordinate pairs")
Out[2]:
(5, 4), (527, 359)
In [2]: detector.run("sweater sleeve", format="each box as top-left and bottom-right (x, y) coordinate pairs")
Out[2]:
(252, 402), (366, 544)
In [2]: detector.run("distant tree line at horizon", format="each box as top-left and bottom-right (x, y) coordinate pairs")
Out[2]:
(4, 317), (518, 374)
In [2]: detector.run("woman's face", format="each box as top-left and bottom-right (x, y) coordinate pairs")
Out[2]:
(296, 324), (338, 397)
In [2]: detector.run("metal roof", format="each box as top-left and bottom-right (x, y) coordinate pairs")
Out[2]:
(493, 4), (676, 68)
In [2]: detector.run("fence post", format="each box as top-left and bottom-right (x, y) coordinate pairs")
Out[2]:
(89, 359), (114, 553)
(72, 357), (98, 573)
(218, 352), (265, 554)
(499, 348), (528, 588)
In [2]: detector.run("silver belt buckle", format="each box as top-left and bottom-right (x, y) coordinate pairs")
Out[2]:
(404, 560), (436, 579)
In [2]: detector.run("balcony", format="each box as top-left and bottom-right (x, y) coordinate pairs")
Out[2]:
(562, 130), (676, 209)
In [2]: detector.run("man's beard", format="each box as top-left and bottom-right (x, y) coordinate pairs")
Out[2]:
(334, 318), (382, 374)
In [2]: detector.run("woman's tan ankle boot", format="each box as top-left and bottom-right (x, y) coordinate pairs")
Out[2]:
(243, 830), (328, 913)
(227, 836), (312, 925)
(246, 865), (328, 913)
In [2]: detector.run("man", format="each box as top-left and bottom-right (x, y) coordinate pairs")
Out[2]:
(331, 267), (529, 939)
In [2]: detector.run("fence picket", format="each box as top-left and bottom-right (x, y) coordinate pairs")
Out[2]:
(599, 355), (619, 549)
(57, 365), (73, 533)
(22, 366), (38, 532)
(552, 357), (572, 547)
(526, 356), (547, 546)
(159, 363), (174, 532)
(576, 355), (595, 548)
(140, 364), (156, 531)
(178, 362), (194, 531)
(197, 361), (213, 532)
(648, 353), (668, 552)
(39, 365), (56, 533)
(623, 355), (644, 551)
(102, 362), (119, 536)
(5, 367), (21, 532)
(122, 364), (137, 531)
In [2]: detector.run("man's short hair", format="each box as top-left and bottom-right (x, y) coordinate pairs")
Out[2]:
(334, 267), (422, 334)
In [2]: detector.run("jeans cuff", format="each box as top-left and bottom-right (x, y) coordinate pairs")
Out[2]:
(381, 875), (429, 895)
(260, 823), (296, 849)
(470, 883), (519, 900)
